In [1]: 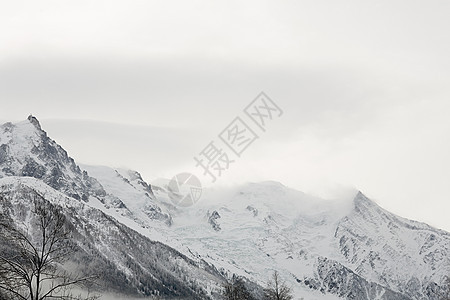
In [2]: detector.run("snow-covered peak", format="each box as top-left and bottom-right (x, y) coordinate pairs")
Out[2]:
(0, 116), (171, 227)
(353, 190), (381, 211)
(335, 191), (450, 298)
(196, 181), (356, 224)
(1, 116), (45, 153)
(0, 116), (106, 201)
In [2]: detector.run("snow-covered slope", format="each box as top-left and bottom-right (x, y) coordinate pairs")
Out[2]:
(92, 167), (450, 299)
(81, 165), (172, 225)
(149, 181), (449, 300)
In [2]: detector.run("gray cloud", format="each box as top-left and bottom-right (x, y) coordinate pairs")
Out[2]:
(1, 0), (450, 231)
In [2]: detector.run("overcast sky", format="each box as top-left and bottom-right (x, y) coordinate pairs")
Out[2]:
(1, 0), (450, 231)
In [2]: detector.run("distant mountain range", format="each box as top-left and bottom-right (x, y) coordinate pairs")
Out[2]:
(0, 116), (449, 299)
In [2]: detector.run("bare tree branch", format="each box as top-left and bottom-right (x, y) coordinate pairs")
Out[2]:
(264, 271), (293, 300)
(0, 190), (99, 300)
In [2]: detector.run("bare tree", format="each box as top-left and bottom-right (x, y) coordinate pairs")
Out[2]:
(263, 271), (293, 300)
(223, 277), (255, 300)
(0, 192), (98, 300)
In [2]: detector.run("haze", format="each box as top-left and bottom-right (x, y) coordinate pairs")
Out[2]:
(1, 1), (449, 231)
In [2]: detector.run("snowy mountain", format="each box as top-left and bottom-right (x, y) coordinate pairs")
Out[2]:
(144, 182), (450, 300)
(0, 116), (171, 225)
(0, 117), (226, 299)
(1, 116), (450, 300)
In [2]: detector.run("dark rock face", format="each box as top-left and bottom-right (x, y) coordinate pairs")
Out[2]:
(143, 204), (173, 226)
(246, 205), (258, 217)
(21, 159), (46, 178)
(207, 210), (221, 231)
(27, 114), (42, 130)
(0, 144), (8, 165)
(127, 170), (155, 198)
